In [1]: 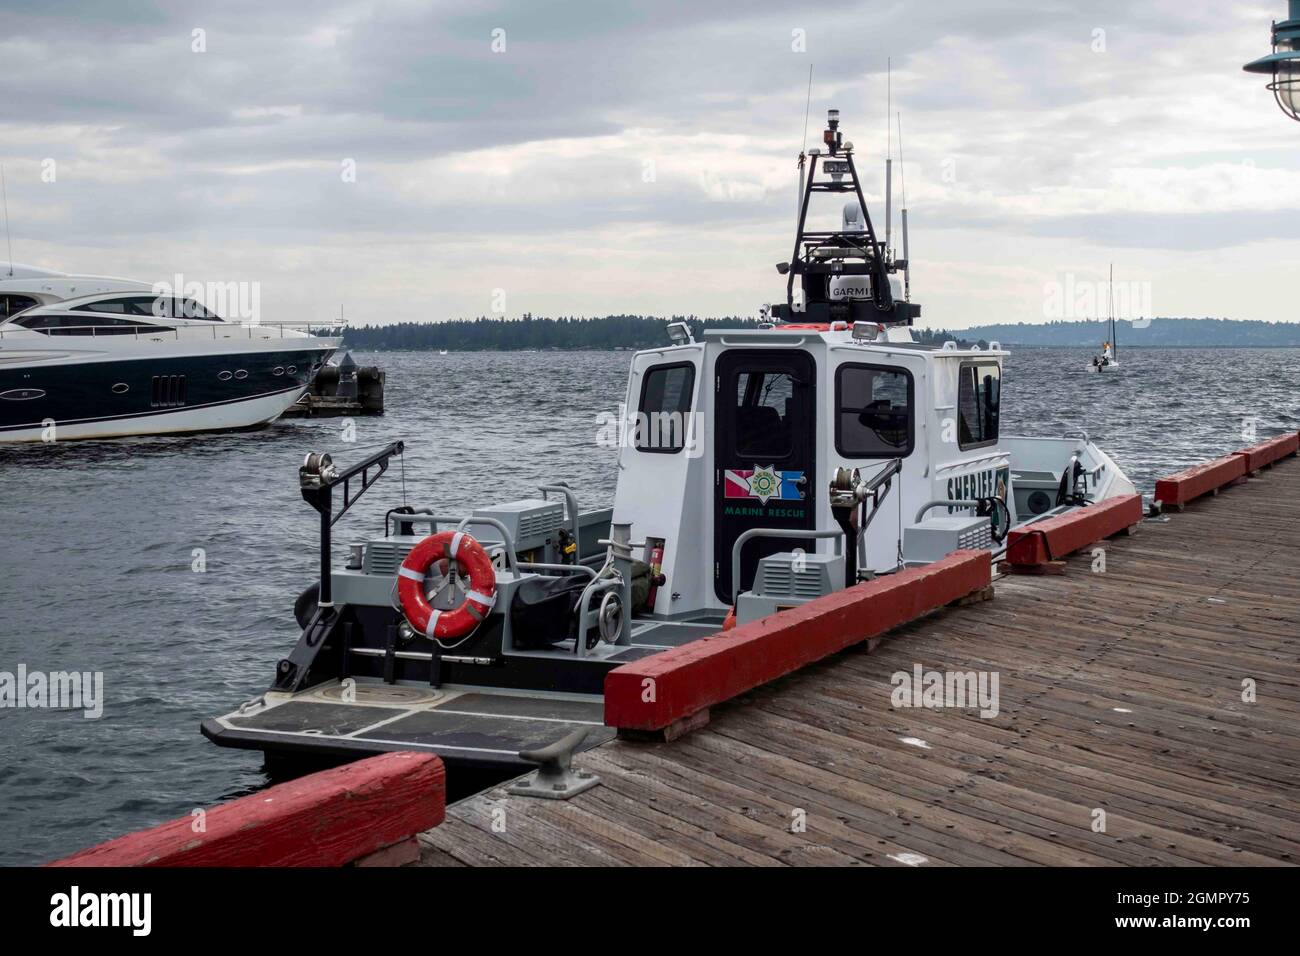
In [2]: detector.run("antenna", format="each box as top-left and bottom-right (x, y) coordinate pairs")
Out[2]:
(884, 59), (893, 255)
(800, 63), (814, 152)
(798, 64), (813, 222)
(1, 165), (13, 277)
(897, 112), (910, 300)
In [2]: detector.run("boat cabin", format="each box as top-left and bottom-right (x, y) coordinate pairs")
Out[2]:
(617, 322), (1014, 616)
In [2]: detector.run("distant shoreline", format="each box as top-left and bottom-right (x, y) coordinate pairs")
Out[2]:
(340, 315), (1300, 352)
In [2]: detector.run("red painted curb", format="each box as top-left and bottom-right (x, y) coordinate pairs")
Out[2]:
(48, 751), (445, 867)
(1154, 454), (1247, 507)
(1005, 494), (1143, 566)
(1233, 433), (1300, 472)
(605, 550), (990, 732)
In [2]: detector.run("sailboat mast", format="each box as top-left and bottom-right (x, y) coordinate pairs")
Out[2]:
(1109, 263), (1117, 360)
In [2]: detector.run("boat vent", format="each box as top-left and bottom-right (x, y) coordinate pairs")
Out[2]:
(519, 508), (562, 542)
(736, 551), (843, 626)
(901, 515), (993, 565)
(364, 541), (417, 576)
(957, 524), (993, 551)
(759, 562), (830, 600)
(470, 499), (565, 552)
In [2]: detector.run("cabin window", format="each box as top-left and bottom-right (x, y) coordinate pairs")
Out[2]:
(73, 297), (136, 314)
(142, 297), (221, 320)
(73, 296), (221, 320)
(957, 362), (1000, 449)
(835, 364), (914, 458)
(636, 362), (695, 454)
(733, 370), (795, 458)
(12, 313), (154, 335)
(1, 294), (39, 319)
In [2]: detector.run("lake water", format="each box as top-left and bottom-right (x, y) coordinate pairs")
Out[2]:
(1, 346), (1297, 865)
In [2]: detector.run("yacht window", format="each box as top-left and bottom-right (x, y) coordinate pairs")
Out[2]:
(144, 297), (221, 321)
(836, 364), (914, 458)
(958, 362), (1001, 449)
(13, 313), (156, 335)
(79, 296), (219, 320)
(72, 297), (136, 315)
(1, 294), (39, 319)
(734, 370), (794, 458)
(636, 362), (695, 454)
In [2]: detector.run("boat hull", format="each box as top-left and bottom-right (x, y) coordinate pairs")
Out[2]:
(0, 344), (335, 442)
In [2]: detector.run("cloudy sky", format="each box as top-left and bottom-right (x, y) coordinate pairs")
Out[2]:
(1, 0), (1296, 329)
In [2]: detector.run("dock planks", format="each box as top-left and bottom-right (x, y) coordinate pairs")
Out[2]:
(416, 457), (1300, 867)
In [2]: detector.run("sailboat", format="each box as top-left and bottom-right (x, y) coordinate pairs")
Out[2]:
(1086, 264), (1121, 373)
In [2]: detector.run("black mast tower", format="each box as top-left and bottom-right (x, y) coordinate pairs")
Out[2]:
(773, 109), (921, 327)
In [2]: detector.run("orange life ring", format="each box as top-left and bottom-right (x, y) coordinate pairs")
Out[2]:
(397, 530), (496, 641)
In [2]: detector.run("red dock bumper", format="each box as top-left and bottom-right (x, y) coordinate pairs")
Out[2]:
(604, 549), (990, 733)
(1005, 494), (1144, 567)
(1233, 432), (1300, 473)
(47, 751), (445, 867)
(1154, 454), (1248, 508)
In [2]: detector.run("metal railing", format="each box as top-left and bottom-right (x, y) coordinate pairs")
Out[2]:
(0, 320), (345, 341)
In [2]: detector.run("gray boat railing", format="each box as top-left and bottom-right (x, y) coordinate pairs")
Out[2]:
(0, 320), (343, 341)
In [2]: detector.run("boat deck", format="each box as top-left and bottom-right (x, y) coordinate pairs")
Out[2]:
(414, 458), (1300, 866)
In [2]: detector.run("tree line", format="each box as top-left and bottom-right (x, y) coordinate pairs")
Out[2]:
(341, 314), (976, 350)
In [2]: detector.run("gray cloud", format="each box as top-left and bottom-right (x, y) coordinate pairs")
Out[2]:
(0, 0), (1296, 325)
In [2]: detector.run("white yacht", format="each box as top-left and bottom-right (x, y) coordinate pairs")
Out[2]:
(0, 264), (341, 443)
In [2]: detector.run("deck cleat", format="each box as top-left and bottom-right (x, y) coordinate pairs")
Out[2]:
(507, 729), (601, 800)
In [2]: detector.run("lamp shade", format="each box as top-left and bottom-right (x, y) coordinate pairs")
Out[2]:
(1244, 50), (1300, 121)
(1243, 1), (1300, 122)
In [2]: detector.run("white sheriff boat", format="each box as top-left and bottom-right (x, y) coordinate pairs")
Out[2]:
(0, 263), (341, 442)
(203, 111), (1136, 773)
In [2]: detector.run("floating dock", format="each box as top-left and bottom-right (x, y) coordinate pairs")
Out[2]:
(416, 446), (1300, 867)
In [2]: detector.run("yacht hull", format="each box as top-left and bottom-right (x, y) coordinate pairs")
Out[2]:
(0, 344), (335, 443)
(0, 385), (310, 442)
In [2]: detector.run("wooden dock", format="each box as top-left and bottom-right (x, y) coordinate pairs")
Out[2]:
(416, 457), (1300, 867)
